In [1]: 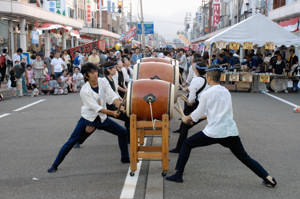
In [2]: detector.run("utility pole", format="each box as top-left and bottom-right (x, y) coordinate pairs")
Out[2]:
(99, 0), (102, 28)
(130, 0), (133, 29)
(140, 0), (145, 54)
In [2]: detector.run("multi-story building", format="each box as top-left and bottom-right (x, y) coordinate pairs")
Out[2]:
(0, 0), (125, 57)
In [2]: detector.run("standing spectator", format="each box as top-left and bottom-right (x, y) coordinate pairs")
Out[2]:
(88, 49), (100, 64)
(106, 49), (116, 61)
(51, 52), (65, 79)
(144, 47), (151, 57)
(63, 50), (72, 73)
(264, 52), (272, 72)
(0, 49), (12, 84)
(32, 53), (45, 91)
(73, 52), (81, 68)
(53, 77), (68, 95)
(100, 50), (107, 65)
(287, 49), (298, 73)
(72, 67), (84, 92)
(273, 54), (288, 93)
(13, 48), (23, 66)
(15, 61), (26, 96)
(131, 48), (142, 65)
(26, 65), (34, 90)
(41, 53), (52, 75)
(49, 52), (54, 60)
(29, 54), (36, 65)
(178, 49), (187, 84)
(9, 70), (17, 97)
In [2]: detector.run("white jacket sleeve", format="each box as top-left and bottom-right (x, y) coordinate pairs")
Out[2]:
(186, 66), (194, 84)
(122, 67), (131, 83)
(80, 89), (103, 113)
(188, 78), (197, 104)
(190, 93), (207, 122)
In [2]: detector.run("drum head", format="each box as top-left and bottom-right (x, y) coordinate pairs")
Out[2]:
(270, 79), (284, 92)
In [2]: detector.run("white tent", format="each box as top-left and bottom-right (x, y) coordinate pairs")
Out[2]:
(205, 13), (300, 47)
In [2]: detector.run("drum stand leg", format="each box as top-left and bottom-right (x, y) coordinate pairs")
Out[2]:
(129, 114), (169, 177)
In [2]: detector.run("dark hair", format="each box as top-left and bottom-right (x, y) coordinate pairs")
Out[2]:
(50, 74), (55, 80)
(193, 52), (201, 59)
(9, 70), (15, 76)
(206, 65), (221, 83)
(195, 61), (207, 76)
(32, 83), (37, 88)
(103, 61), (116, 76)
(17, 48), (23, 53)
(121, 55), (129, 63)
(74, 67), (80, 71)
(31, 55), (36, 60)
(274, 50), (280, 55)
(27, 64), (32, 68)
(81, 62), (98, 82)
(3, 49), (7, 54)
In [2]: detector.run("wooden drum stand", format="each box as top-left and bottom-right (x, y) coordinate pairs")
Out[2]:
(129, 114), (169, 177)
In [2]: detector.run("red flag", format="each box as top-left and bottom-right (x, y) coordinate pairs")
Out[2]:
(124, 26), (138, 42)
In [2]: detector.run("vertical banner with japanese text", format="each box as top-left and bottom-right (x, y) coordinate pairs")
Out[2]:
(213, 0), (221, 28)
(87, 0), (92, 24)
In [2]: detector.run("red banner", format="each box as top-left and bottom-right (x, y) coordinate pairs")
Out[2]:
(213, 0), (221, 28)
(124, 26), (138, 42)
(68, 40), (105, 59)
(87, 1), (92, 23)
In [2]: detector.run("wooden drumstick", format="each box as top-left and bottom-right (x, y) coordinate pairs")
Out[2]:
(174, 106), (185, 117)
(176, 101), (185, 117)
(117, 102), (124, 113)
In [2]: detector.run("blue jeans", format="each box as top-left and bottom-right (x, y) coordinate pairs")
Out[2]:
(51, 117), (129, 168)
(175, 131), (269, 179)
(54, 72), (62, 80)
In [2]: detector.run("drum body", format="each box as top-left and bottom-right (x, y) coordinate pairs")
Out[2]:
(141, 57), (173, 64)
(133, 62), (179, 102)
(126, 79), (174, 121)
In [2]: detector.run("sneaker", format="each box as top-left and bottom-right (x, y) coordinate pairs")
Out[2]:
(47, 166), (57, 173)
(121, 157), (130, 163)
(284, 90), (288, 93)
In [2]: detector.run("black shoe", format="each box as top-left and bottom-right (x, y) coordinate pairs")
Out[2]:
(74, 143), (80, 148)
(121, 158), (130, 163)
(47, 166), (57, 173)
(173, 129), (180, 134)
(169, 148), (180, 153)
(262, 177), (277, 188)
(166, 172), (183, 183)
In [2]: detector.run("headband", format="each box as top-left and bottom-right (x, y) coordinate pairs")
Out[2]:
(103, 65), (116, 70)
(195, 65), (208, 70)
(205, 67), (224, 72)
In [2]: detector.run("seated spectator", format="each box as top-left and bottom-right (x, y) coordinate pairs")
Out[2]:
(60, 70), (68, 82)
(65, 72), (74, 92)
(53, 77), (68, 95)
(31, 83), (39, 97)
(48, 74), (56, 94)
(41, 81), (50, 95)
(72, 67), (84, 92)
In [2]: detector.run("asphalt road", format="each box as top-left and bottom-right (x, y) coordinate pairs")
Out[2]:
(0, 92), (299, 199)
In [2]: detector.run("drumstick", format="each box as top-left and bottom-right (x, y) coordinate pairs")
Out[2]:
(117, 102), (124, 113)
(176, 101), (185, 117)
(179, 93), (188, 101)
(174, 106), (185, 117)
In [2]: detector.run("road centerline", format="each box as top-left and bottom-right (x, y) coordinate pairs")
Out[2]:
(263, 92), (299, 108)
(13, 99), (46, 112)
(120, 138), (147, 199)
(0, 113), (11, 119)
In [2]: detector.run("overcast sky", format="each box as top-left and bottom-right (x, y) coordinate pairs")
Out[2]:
(127, 0), (203, 42)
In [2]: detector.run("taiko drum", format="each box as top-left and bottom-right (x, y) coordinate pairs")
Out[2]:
(126, 79), (174, 121)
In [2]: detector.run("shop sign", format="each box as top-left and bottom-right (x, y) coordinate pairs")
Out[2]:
(265, 42), (276, 50)
(68, 40), (105, 59)
(259, 75), (270, 82)
(243, 42), (253, 50)
(229, 74), (239, 82)
(216, 41), (226, 49)
(213, 0), (221, 28)
(242, 75), (253, 82)
(87, 0), (92, 24)
(229, 42), (240, 50)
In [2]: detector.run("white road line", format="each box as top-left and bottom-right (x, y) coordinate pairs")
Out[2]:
(13, 99), (46, 112)
(0, 113), (10, 119)
(120, 138), (147, 199)
(263, 92), (299, 108)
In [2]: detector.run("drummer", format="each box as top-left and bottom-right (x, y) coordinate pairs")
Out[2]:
(47, 62), (129, 173)
(166, 65), (276, 188)
(170, 61), (209, 153)
(74, 61), (131, 147)
(116, 58), (127, 98)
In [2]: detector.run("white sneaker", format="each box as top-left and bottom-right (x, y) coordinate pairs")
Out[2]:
(284, 90), (288, 93)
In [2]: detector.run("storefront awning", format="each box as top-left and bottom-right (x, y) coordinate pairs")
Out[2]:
(80, 28), (121, 40)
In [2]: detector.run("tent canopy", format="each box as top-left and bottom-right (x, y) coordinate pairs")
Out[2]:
(205, 13), (300, 47)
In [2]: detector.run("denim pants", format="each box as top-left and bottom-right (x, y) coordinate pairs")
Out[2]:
(77, 112), (130, 145)
(175, 131), (269, 179)
(54, 72), (62, 80)
(51, 116), (129, 168)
